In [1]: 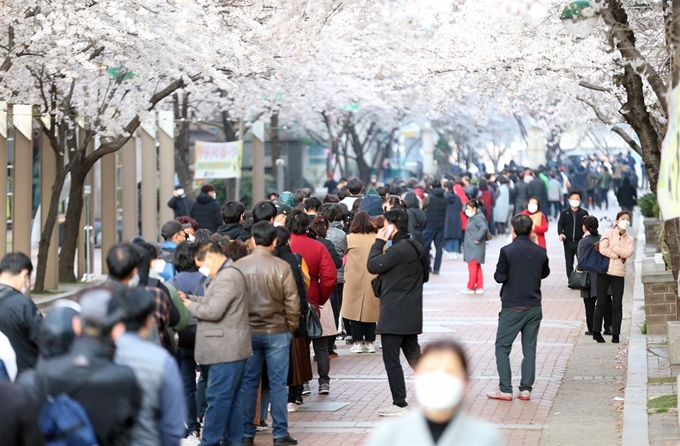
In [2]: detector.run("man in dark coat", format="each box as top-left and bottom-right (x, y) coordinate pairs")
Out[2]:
(189, 184), (222, 232)
(528, 170), (549, 212)
(167, 186), (194, 218)
(422, 180), (447, 274)
(217, 200), (251, 242)
(616, 177), (637, 223)
(514, 175), (530, 213)
(443, 182), (463, 259)
(0, 380), (44, 446)
(367, 208), (427, 418)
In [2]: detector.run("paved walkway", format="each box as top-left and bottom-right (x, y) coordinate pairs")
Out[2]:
(245, 208), (627, 446)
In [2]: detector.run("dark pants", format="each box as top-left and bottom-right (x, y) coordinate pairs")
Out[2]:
(495, 306), (543, 393)
(201, 359), (246, 446)
(311, 337), (331, 386)
(381, 334), (421, 407)
(422, 229), (445, 272)
(329, 283), (344, 352)
(594, 274), (625, 335)
(177, 347), (210, 433)
(288, 385), (302, 404)
(549, 201), (561, 219)
(563, 239), (580, 280)
(584, 297), (612, 332)
(351, 321), (376, 342)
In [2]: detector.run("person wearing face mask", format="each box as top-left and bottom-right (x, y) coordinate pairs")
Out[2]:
(0, 253), (42, 373)
(592, 211), (635, 344)
(368, 340), (503, 446)
(190, 184), (223, 233)
(461, 200), (488, 295)
(159, 220), (193, 281)
(167, 185), (194, 218)
(557, 191), (589, 283)
(176, 216), (199, 242)
(520, 197), (548, 249)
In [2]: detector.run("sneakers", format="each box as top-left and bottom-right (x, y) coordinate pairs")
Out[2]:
(460, 288), (475, 295)
(474, 288), (484, 294)
(349, 343), (364, 354)
(486, 388), (513, 401)
(287, 402), (298, 413)
(378, 404), (409, 417)
(302, 383), (311, 395)
(518, 390), (531, 401)
(363, 343), (376, 353)
(181, 434), (201, 446)
(256, 419), (269, 432)
(318, 384), (330, 395)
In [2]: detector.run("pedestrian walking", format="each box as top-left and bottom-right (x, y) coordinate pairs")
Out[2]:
(461, 200), (488, 295)
(367, 208), (428, 417)
(593, 211), (635, 344)
(443, 182), (463, 259)
(493, 177), (510, 235)
(189, 184), (223, 233)
(528, 170), (549, 212)
(167, 185), (194, 218)
(557, 191), (589, 282)
(422, 180), (447, 275)
(520, 197), (549, 249)
(615, 178), (637, 224)
(548, 173), (562, 219)
(488, 214), (550, 402)
(403, 192), (427, 247)
(342, 211), (380, 354)
(236, 222), (300, 446)
(368, 340), (503, 446)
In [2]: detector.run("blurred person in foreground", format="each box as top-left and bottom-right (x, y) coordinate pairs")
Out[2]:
(368, 340), (503, 445)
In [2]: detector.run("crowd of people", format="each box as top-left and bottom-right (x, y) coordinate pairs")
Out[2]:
(0, 155), (641, 446)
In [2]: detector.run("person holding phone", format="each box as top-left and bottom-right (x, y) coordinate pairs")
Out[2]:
(461, 200), (488, 295)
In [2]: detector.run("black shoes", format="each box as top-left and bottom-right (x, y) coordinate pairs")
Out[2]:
(593, 332), (606, 343)
(274, 434), (298, 445)
(604, 329), (613, 336)
(612, 335), (620, 344)
(585, 331), (593, 336)
(431, 270), (440, 275)
(243, 437), (255, 446)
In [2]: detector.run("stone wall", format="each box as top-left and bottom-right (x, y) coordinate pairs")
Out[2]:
(642, 257), (678, 335)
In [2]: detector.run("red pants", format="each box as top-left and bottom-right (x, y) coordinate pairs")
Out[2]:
(467, 260), (483, 290)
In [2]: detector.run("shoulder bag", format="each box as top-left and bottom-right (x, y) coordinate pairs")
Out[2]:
(568, 269), (590, 290)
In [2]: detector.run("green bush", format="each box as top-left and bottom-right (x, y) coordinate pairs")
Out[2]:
(639, 193), (659, 218)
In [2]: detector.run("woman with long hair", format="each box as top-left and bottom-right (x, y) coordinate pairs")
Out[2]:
(342, 211), (380, 353)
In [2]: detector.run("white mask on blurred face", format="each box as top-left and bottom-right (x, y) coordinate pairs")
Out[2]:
(527, 203), (538, 214)
(569, 200), (581, 208)
(415, 371), (465, 411)
(153, 259), (167, 273)
(465, 209), (475, 218)
(198, 266), (211, 277)
(618, 220), (630, 231)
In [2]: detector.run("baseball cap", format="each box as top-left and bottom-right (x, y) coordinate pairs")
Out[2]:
(161, 220), (192, 240)
(276, 204), (293, 216)
(78, 287), (127, 332)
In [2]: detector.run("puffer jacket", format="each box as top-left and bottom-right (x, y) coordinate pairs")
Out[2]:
(190, 193), (222, 233)
(598, 228), (635, 277)
(326, 224), (348, 283)
(235, 247), (300, 334)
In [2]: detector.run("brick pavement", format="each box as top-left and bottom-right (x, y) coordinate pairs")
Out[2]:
(251, 215), (607, 446)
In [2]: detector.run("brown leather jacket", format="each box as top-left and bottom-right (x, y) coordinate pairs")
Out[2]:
(235, 247), (300, 334)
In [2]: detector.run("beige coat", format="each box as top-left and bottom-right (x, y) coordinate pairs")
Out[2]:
(599, 228), (635, 277)
(341, 233), (379, 323)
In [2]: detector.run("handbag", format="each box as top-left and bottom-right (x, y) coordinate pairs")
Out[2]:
(580, 242), (610, 275)
(568, 269), (590, 290)
(306, 305), (323, 339)
(371, 276), (382, 298)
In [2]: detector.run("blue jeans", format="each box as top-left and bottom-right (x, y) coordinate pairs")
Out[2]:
(201, 359), (246, 446)
(445, 239), (460, 253)
(422, 229), (444, 272)
(177, 348), (209, 433)
(242, 332), (292, 440)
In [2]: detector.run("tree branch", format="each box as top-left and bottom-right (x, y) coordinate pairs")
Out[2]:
(611, 125), (642, 155)
(578, 81), (612, 93)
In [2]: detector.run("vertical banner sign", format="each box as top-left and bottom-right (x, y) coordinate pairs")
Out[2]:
(658, 85), (680, 220)
(194, 141), (243, 179)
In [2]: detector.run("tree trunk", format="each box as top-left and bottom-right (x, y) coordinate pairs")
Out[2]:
(173, 93), (194, 199)
(33, 169), (66, 292)
(58, 167), (86, 283)
(270, 112), (280, 185)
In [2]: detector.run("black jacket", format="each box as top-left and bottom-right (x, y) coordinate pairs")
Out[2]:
(217, 222), (251, 242)
(528, 178), (549, 210)
(514, 181), (530, 211)
(557, 207), (589, 241)
(367, 232), (426, 335)
(275, 246), (309, 313)
(0, 381), (43, 446)
(316, 237), (343, 269)
(167, 195), (193, 218)
(190, 193), (222, 233)
(403, 193), (427, 246)
(424, 188), (447, 231)
(0, 286), (42, 372)
(24, 337), (142, 446)
(494, 235), (550, 308)
(616, 179), (638, 208)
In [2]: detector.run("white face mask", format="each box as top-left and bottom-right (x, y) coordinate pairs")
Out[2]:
(569, 200), (581, 208)
(415, 371), (465, 411)
(176, 188), (184, 196)
(20, 274), (30, 295)
(187, 235), (195, 243)
(523, 176), (532, 184)
(527, 203), (538, 213)
(128, 273), (140, 288)
(465, 209), (475, 218)
(153, 259), (167, 273)
(198, 266), (211, 277)
(618, 220), (630, 231)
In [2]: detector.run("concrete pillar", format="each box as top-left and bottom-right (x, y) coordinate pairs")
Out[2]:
(158, 111), (174, 227)
(100, 152), (116, 275)
(0, 102), (8, 258)
(528, 127), (546, 170)
(121, 138), (137, 241)
(252, 121), (265, 204)
(77, 127), (95, 279)
(422, 127), (435, 176)
(12, 104), (34, 256)
(39, 131), (59, 289)
(140, 126), (157, 240)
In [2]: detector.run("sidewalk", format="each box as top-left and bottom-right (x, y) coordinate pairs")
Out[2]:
(242, 206), (627, 446)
